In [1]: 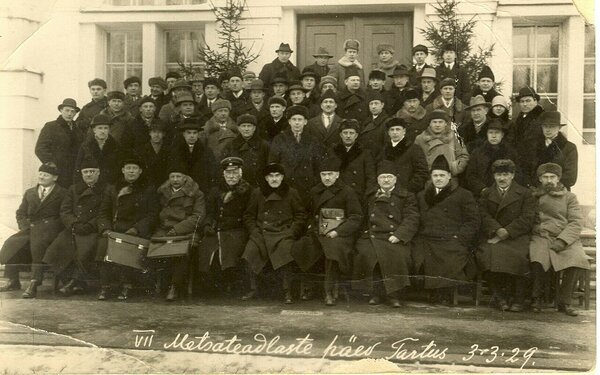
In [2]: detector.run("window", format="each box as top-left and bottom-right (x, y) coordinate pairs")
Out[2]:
(106, 31), (143, 91)
(106, 0), (206, 5)
(513, 25), (560, 111)
(583, 24), (595, 145)
(165, 30), (205, 73)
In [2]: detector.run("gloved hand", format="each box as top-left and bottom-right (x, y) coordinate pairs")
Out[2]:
(203, 225), (216, 236)
(125, 227), (139, 236)
(550, 239), (568, 252)
(496, 228), (510, 241)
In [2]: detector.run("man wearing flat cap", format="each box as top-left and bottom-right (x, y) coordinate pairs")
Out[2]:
(77, 78), (108, 131)
(396, 88), (429, 143)
(358, 91), (390, 158)
(269, 105), (326, 205)
(424, 77), (467, 129)
(221, 114), (270, 187)
(98, 91), (135, 150)
(74, 114), (122, 185)
(435, 43), (472, 104)
(260, 96), (288, 143)
(305, 47), (333, 78)
(202, 98), (238, 160)
(306, 89), (344, 148)
(409, 44), (433, 87)
(459, 95), (493, 153)
(533, 111), (578, 190)
(259, 42), (301, 88)
(242, 163), (307, 303)
(476, 159), (535, 312)
(198, 157), (251, 297)
(374, 44), (400, 90)
(529, 163), (589, 316)
(472, 66), (500, 103)
(35, 98), (85, 188)
(415, 67), (439, 108)
(354, 159), (420, 308)
(44, 157), (109, 296)
(329, 39), (365, 89)
(413, 155), (480, 305)
(134, 119), (171, 188)
(0, 163), (67, 297)
(123, 76), (143, 116)
(147, 76), (170, 113)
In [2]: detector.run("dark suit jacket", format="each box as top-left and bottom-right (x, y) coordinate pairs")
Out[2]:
(435, 63), (472, 104)
(306, 113), (344, 149)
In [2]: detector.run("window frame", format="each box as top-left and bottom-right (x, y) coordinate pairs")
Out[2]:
(582, 24), (595, 145)
(164, 29), (206, 73)
(105, 30), (144, 91)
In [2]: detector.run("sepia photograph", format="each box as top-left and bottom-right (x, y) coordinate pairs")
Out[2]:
(0, 0), (596, 373)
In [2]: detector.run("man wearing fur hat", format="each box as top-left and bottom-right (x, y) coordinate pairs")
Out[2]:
(358, 91), (389, 158)
(435, 44), (472, 104)
(413, 155), (480, 305)
(306, 89), (344, 149)
(123, 76), (143, 116)
(98, 91), (135, 149)
(242, 163), (307, 303)
(319, 75), (338, 94)
(304, 47), (333, 78)
(258, 43), (301, 88)
(477, 159), (536, 312)
(196, 77), (222, 123)
(300, 68), (321, 105)
(329, 39), (365, 89)
(201, 98), (238, 160)
(199, 157), (252, 298)
(354, 160), (420, 308)
(408, 44), (433, 87)
(395, 88), (429, 143)
(472, 66), (500, 103)
(0, 163), (67, 297)
(529, 163), (589, 316)
(77, 78), (108, 131)
(35, 98), (85, 188)
(44, 158), (109, 296)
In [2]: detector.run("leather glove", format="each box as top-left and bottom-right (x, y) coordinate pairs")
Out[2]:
(496, 228), (510, 241)
(125, 227), (139, 236)
(204, 225), (216, 236)
(550, 239), (568, 252)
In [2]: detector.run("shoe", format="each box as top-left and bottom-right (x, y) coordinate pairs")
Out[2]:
(497, 299), (510, 311)
(300, 289), (314, 301)
(508, 303), (524, 312)
(118, 285), (132, 300)
(284, 290), (293, 304)
(0, 279), (21, 292)
(165, 285), (177, 302)
(324, 294), (335, 306)
(241, 290), (257, 301)
(72, 281), (87, 295)
(368, 296), (381, 305)
(531, 298), (542, 313)
(558, 304), (578, 317)
(22, 281), (38, 299)
(59, 280), (76, 296)
(97, 287), (109, 301)
(389, 298), (402, 308)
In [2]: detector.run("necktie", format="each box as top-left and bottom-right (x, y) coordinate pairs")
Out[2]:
(40, 188), (47, 201)
(446, 64), (451, 69)
(295, 132), (301, 143)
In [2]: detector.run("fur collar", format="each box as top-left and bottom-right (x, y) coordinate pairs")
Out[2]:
(230, 132), (262, 148)
(418, 127), (454, 144)
(73, 180), (106, 195)
(532, 183), (567, 197)
(116, 176), (147, 191)
(378, 60), (400, 70)
(398, 106), (426, 121)
(424, 179), (459, 207)
(333, 142), (363, 170)
(383, 137), (412, 160)
(157, 174), (198, 197)
(337, 56), (363, 69)
(205, 116), (237, 134)
(259, 179), (290, 197)
(518, 105), (544, 119)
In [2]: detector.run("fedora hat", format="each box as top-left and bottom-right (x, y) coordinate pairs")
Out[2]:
(58, 98), (80, 112)
(416, 67), (438, 82)
(276, 43), (293, 53)
(247, 79), (269, 92)
(537, 111), (565, 127)
(388, 64), (411, 78)
(465, 95), (492, 111)
(313, 47), (333, 58)
(515, 86), (540, 101)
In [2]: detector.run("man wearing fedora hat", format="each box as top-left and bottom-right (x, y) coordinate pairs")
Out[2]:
(375, 44), (401, 90)
(408, 44), (433, 87)
(35, 98), (85, 188)
(416, 67), (439, 107)
(396, 88), (429, 143)
(299, 68), (321, 105)
(329, 39), (365, 89)
(286, 81), (320, 118)
(304, 47), (333, 78)
(435, 43), (472, 104)
(306, 89), (344, 149)
(77, 78), (108, 131)
(158, 79), (194, 123)
(134, 119), (171, 188)
(533, 111), (578, 190)
(258, 42), (301, 88)
(0, 163), (67, 297)
(512, 86), (545, 187)
(123, 76), (143, 116)
(337, 66), (368, 123)
(98, 91), (136, 150)
(244, 79), (271, 126)
(472, 66), (501, 103)
(383, 64), (413, 116)
(146, 77), (170, 115)
(459, 95), (493, 153)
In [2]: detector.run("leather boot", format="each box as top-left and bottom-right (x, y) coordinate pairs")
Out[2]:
(166, 285), (177, 302)
(0, 279), (21, 292)
(97, 286), (109, 301)
(59, 279), (76, 296)
(241, 289), (257, 301)
(324, 293), (335, 306)
(22, 280), (38, 299)
(284, 289), (293, 304)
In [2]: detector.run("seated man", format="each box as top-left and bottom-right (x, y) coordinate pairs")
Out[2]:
(529, 163), (590, 316)
(199, 157), (252, 297)
(354, 160), (419, 308)
(477, 160), (535, 312)
(413, 155), (480, 305)
(242, 163), (307, 304)
(96, 157), (159, 301)
(0, 163), (67, 298)
(44, 158), (108, 296)
(152, 163), (205, 302)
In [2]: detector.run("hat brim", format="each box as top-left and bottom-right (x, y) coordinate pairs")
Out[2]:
(465, 102), (492, 111)
(58, 104), (81, 112)
(388, 72), (411, 78)
(276, 49), (294, 53)
(313, 54), (333, 58)
(416, 75), (439, 82)
(515, 93), (541, 102)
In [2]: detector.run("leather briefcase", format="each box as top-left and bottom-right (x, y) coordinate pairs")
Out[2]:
(319, 208), (345, 235)
(105, 231), (150, 270)
(147, 235), (191, 258)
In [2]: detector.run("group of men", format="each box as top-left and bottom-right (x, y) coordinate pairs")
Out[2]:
(0, 40), (589, 316)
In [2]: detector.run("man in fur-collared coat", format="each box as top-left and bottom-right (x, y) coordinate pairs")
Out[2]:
(0, 163), (66, 298)
(396, 89), (429, 143)
(529, 163), (589, 316)
(413, 155), (480, 304)
(354, 160), (420, 308)
(201, 99), (238, 161)
(242, 163), (307, 304)
(477, 159), (536, 312)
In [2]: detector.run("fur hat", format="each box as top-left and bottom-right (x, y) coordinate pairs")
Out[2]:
(368, 70), (387, 81)
(319, 89), (338, 104)
(204, 77), (220, 89)
(179, 118), (202, 131)
(138, 96), (156, 107)
(39, 162), (59, 176)
(343, 39), (360, 51)
(168, 161), (188, 175)
(286, 105), (309, 120)
(428, 109), (450, 123)
(367, 90), (385, 103)
(439, 77), (456, 88)
(268, 96), (287, 107)
(376, 44), (395, 55)
(175, 94), (195, 106)
(412, 44), (428, 55)
(91, 114), (113, 127)
(339, 119), (360, 133)
(123, 76), (141, 88)
(80, 157), (99, 170)
(88, 78), (107, 89)
(319, 157), (342, 172)
(263, 163), (285, 176)
(385, 117), (407, 130)
(491, 159), (516, 174)
(430, 154), (451, 173)
(237, 113), (257, 126)
(148, 76), (168, 90)
(377, 160), (397, 176)
(404, 88), (419, 101)
(537, 163), (562, 178)
(211, 99), (232, 113)
(319, 75), (338, 90)
(515, 86), (540, 102)
(106, 91), (126, 101)
(165, 71), (181, 80)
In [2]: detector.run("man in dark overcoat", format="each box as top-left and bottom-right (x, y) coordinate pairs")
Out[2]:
(96, 157), (159, 300)
(304, 47), (333, 78)
(476, 159), (536, 312)
(76, 78), (108, 132)
(0, 163), (66, 297)
(383, 65), (413, 116)
(354, 160), (420, 307)
(258, 43), (301, 88)
(134, 120), (171, 188)
(408, 44), (433, 87)
(459, 95), (492, 153)
(358, 91), (389, 158)
(131, 96), (158, 148)
(435, 44), (472, 104)
(35, 98), (84, 188)
(199, 157), (251, 297)
(306, 89), (344, 149)
(330, 119), (376, 201)
(413, 155), (480, 304)
(196, 77), (222, 125)
(147, 76), (170, 115)
(529, 163), (590, 316)
(245, 79), (271, 127)
(43, 158), (108, 296)
(396, 89), (429, 143)
(221, 114), (270, 187)
(242, 163), (307, 303)
(379, 117), (429, 194)
(259, 96), (288, 143)
(123, 76), (143, 117)
(98, 91), (135, 150)
(298, 157), (362, 306)
(336, 66), (368, 123)
(223, 68), (250, 120)
(471, 66), (501, 103)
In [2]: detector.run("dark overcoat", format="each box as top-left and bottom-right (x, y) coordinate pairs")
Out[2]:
(465, 141), (522, 197)
(259, 116), (289, 144)
(242, 183), (306, 274)
(43, 182), (109, 274)
(221, 133), (270, 187)
(458, 117), (491, 154)
(383, 86), (412, 116)
(74, 136), (121, 185)
(472, 87), (501, 103)
(477, 182), (536, 276)
(396, 106), (429, 143)
(135, 142), (171, 188)
(35, 116), (84, 188)
(336, 88), (368, 123)
(295, 181), (362, 273)
(199, 180), (252, 272)
(258, 58), (301, 88)
(534, 132), (578, 189)
(98, 108), (135, 149)
(435, 64), (472, 103)
(76, 97), (107, 131)
(170, 137), (217, 194)
(358, 111), (389, 158)
(304, 62), (330, 77)
(354, 187), (420, 294)
(155, 176), (205, 238)
(247, 103), (271, 129)
(512, 105), (545, 186)
(413, 180), (480, 289)
(0, 185), (66, 265)
(306, 113), (344, 149)
(379, 138), (429, 193)
(408, 63), (433, 87)
(223, 90), (250, 120)
(331, 143), (377, 199)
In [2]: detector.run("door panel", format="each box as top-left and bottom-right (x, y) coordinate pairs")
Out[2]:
(298, 17), (350, 71)
(357, 16), (413, 71)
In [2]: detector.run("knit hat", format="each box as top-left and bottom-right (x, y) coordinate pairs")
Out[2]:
(478, 65), (495, 81)
(428, 109), (450, 123)
(263, 163), (285, 176)
(339, 119), (360, 132)
(376, 44), (395, 55)
(491, 159), (516, 174)
(211, 99), (232, 113)
(377, 160), (397, 176)
(88, 78), (107, 89)
(285, 105), (309, 119)
(123, 76), (141, 88)
(385, 117), (407, 129)
(148, 76), (168, 90)
(107, 91), (126, 101)
(537, 163), (562, 178)
(268, 96), (287, 107)
(237, 113), (257, 126)
(368, 70), (387, 81)
(430, 154), (451, 173)
(39, 162), (59, 176)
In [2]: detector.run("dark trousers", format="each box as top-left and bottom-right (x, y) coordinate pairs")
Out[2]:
(486, 271), (528, 304)
(99, 262), (137, 288)
(372, 263), (400, 299)
(151, 256), (189, 288)
(531, 262), (580, 305)
(4, 249), (44, 283)
(324, 259), (339, 295)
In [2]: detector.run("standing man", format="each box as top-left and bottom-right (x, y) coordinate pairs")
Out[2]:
(396, 88), (429, 143)
(147, 76), (170, 113)
(99, 91), (135, 149)
(165, 71), (181, 90)
(77, 78), (108, 131)
(202, 99), (238, 160)
(305, 47), (333, 78)
(0, 163), (66, 297)
(384, 64), (413, 116)
(131, 97), (158, 147)
(329, 39), (365, 88)
(354, 160), (420, 307)
(245, 79), (270, 126)
(374, 44), (400, 90)
(415, 68), (438, 108)
(159, 79), (193, 123)
(367, 70), (387, 93)
(123, 76), (142, 116)
(529, 163), (590, 316)
(337, 67), (368, 123)
(260, 96), (288, 143)
(472, 66), (500, 103)
(300, 69), (321, 104)
(189, 73), (205, 104)
(358, 91), (389, 158)
(435, 43), (472, 104)
(242, 71), (257, 89)
(306, 89), (343, 149)
(135, 120), (171, 189)
(223, 68), (250, 120)
(197, 77), (222, 124)
(259, 43), (301, 88)
(35, 98), (85, 188)
(425, 77), (467, 129)
(409, 44), (432, 87)
(459, 95), (492, 153)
